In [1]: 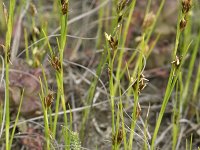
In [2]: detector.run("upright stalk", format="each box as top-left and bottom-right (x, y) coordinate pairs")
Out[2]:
(151, 1), (193, 148)
(4, 0), (16, 149)
(114, 0), (136, 95)
(58, 0), (69, 147)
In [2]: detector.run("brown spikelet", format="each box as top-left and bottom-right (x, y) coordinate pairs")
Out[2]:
(171, 55), (181, 67)
(61, 0), (68, 15)
(182, 0), (192, 14)
(33, 26), (40, 37)
(104, 32), (118, 50)
(117, 0), (127, 14)
(131, 74), (149, 94)
(142, 12), (155, 30)
(180, 17), (187, 30)
(29, 3), (37, 16)
(44, 91), (54, 108)
(49, 56), (61, 72)
(112, 128), (123, 145)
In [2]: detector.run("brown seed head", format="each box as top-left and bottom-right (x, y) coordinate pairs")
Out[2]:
(44, 91), (54, 108)
(171, 55), (181, 67)
(33, 26), (40, 37)
(104, 32), (118, 50)
(112, 128), (123, 145)
(180, 17), (187, 30)
(50, 56), (61, 72)
(117, 0), (127, 14)
(61, 0), (68, 15)
(29, 3), (37, 16)
(142, 12), (155, 30)
(182, 0), (192, 14)
(131, 74), (149, 94)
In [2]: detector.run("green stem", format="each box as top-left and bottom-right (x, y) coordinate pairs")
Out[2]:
(5, 0), (16, 149)
(151, 42), (192, 149)
(114, 0), (136, 94)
